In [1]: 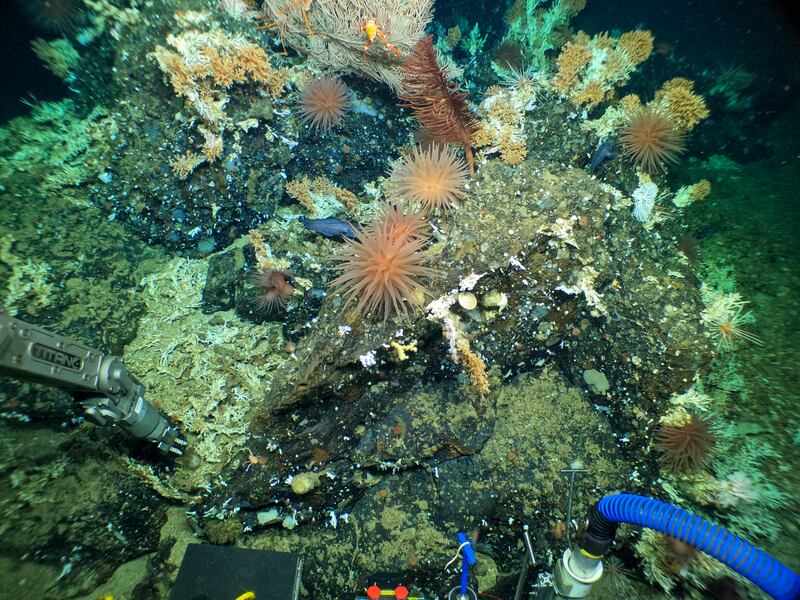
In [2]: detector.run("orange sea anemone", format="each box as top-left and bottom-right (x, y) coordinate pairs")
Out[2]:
(250, 268), (294, 312)
(328, 212), (433, 322)
(654, 414), (715, 472)
(620, 108), (685, 173)
(377, 203), (430, 244)
(297, 77), (351, 132)
(389, 145), (469, 213)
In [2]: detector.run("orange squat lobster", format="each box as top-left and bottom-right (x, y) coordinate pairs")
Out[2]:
(360, 18), (402, 61)
(273, 0), (315, 36)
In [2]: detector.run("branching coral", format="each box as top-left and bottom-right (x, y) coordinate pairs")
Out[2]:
(581, 93), (641, 138)
(444, 25), (462, 49)
(672, 179), (711, 208)
(700, 284), (762, 350)
(711, 438), (788, 540)
(456, 338), (491, 396)
(285, 176), (360, 217)
(0, 236), (54, 317)
(652, 77), (709, 130)
(261, 0), (433, 89)
(248, 229), (271, 268)
(425, 281), (493, 397)
(399, 36), (480, 174)
(473, 85), (537, 166)
(587, 78), (706, 176)
(636, 529), (728, 593)
(552, 29), (654, 108)
(503, 0), (586, 68)
(618, 29), (655, 64)
(31, 38), (80, 81)
(153, 27), (289, 169)
(125, 258), (288, 484)
(82, 0), (141, 41)
(0, 100), (114, 193)
(170, 151), (206, 180)
(552, 39), (592, 94)
(590, 77), (705, 178)
(154, 30), (286, 120)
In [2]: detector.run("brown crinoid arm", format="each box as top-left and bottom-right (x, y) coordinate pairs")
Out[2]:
(398, 36), (480, 174)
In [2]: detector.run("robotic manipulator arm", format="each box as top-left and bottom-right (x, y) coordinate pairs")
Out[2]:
(0, 306), (186, 456)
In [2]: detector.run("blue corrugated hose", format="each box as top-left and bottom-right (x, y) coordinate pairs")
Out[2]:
(597, 493), (800, 600)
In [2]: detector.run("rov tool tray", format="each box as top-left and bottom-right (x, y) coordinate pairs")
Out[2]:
(169, 544), (302, 600)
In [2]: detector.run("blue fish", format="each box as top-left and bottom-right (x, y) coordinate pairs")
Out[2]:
(300, 216), (359, 239)
(588, 139), (615, 174)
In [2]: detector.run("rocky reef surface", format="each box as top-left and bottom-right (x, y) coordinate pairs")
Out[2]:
(1, 0), (790, 599)
(189, 154), (710, 598)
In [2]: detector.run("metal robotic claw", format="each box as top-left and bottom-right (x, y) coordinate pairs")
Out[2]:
(0, 306), (187, 456)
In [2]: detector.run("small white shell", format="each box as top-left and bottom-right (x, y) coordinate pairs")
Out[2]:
(458, 291), (478, 310)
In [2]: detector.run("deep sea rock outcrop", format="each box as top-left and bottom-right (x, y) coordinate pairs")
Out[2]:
(193, 155), (712, 599)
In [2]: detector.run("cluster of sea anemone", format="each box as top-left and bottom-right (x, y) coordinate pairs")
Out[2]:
(329, 204), (433, 322)
(261, 67), (475, 323)
(325, 144), (470, 322)
(290, 50), (700, 324)
(250, 141), (471, 323)
(294, 75), (472, 323)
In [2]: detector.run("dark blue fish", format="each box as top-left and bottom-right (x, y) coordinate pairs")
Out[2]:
(300, 216), (359, 240)
(588, 139), (615, 174)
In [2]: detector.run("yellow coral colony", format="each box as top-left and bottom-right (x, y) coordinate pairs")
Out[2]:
(456, 338), (490, 396)
(285, 176), (360, 217)
(154, 28), (289, 172)
(552, 30), (654, 109)
(475, 89), (531, 166)
(672, 179), (712, 208)
(653, 78), (710, 130)
(552, 39), (592, 95)
(618, 30), (655, 64)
